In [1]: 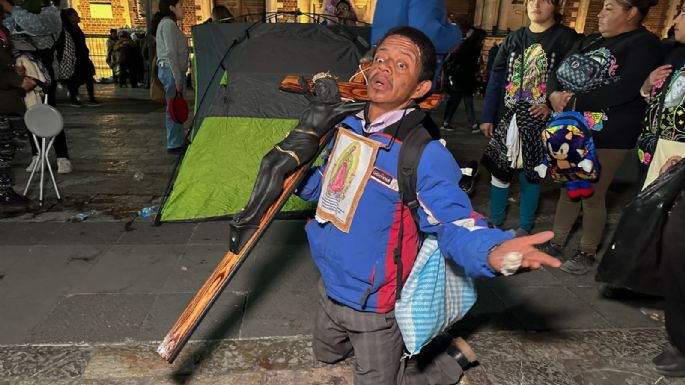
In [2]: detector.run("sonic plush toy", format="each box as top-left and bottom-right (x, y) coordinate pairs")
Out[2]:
(543, 111), (600, 199)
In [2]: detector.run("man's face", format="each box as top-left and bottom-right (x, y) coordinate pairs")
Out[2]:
(367, 35), (430, 111)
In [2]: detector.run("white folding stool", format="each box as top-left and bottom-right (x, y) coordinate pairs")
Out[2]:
(22, 101), (64, 205)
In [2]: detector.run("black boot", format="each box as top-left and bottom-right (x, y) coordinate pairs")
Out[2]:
(446, 337), (478, 369)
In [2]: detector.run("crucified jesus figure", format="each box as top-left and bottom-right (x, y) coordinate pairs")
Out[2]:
(228, 73), (364, 252)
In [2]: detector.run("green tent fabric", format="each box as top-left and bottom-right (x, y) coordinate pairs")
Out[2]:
(158, 22), (371, 222)
(161, 117), (316, 221)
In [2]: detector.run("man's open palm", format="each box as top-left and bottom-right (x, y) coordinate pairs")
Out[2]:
(488, 231), (561, 273)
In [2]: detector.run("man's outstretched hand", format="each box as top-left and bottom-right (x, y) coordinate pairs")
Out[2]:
(488, 231), (561, 274)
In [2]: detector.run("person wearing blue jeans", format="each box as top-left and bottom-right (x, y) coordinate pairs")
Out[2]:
(155, 0), (189, 153)
(158, 64), (185, 151)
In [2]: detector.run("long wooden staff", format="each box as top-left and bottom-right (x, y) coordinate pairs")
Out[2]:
(157, 130), (334, 363)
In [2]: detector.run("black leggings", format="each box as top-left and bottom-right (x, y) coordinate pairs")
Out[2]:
(67, 77), (95, 102)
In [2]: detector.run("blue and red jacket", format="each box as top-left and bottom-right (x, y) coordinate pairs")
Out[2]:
(297, 111), (513, 313)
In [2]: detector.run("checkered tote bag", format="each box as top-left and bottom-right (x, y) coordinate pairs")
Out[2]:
(395, 235), (477, 356)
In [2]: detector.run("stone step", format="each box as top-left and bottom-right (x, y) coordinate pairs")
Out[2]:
(2, 330), (681, 385)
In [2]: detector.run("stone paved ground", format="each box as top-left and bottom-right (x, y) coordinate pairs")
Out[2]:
(0, 85), (683, 385)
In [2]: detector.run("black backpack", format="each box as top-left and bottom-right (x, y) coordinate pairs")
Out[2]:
(381, 110), (434, 302)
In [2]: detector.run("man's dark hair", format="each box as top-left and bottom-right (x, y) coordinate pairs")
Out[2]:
(377, 26), (436, 83)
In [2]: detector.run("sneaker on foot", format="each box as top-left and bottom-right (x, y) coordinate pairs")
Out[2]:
(57, 158), (72, 174)
(441, 122), (455, 131)
(84, 100), (101, 107)
(508, 228), (530, 237)
(25, 155), (39, 172)
(560, 250), (596, 275)
(459, 160), (478, 194)
(471, 124), (481, 134)
(70, 101), (84, 108)
(538, 240), (565, 260)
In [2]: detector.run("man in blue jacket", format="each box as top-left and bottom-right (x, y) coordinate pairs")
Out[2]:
(297, 26), (560, 384)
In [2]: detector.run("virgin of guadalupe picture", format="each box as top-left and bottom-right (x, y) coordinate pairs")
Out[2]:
(316, 129), (380, 232)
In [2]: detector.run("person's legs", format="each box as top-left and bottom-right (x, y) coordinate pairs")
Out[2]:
(85, 78), (96, 102)
(577, 148), (628, 254)
(517, 171), (540, 232)
(66, 79), (81, 104)
(489, 175), (510, 227)
(119, 62), (128, 86)
(551, 189), (581, 246)
(442, 92), (462, 127)
(158, 66), (185, 150)
(314, 280), (403, 385)
(313, 280), (354, 364)
(463, 91), (476, 126)
(52, 132), (70, 159)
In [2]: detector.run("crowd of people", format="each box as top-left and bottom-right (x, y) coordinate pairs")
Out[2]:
(0, 0), (682, 381)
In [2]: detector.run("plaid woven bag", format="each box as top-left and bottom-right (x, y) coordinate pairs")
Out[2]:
(395, 235), (477, 357)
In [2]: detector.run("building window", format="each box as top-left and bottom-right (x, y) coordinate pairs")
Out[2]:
(90, 1), (113, 19)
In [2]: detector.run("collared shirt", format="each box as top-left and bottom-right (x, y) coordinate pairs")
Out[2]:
(4, 5), (61, 50)
(358, 107), (415, 134)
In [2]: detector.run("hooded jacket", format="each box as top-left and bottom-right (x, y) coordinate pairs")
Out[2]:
(297, 108), (513, 313)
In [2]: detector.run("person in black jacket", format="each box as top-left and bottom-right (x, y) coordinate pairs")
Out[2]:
(62, 8), (99, 107)
(479, 0), (579, 237)
(545, 0), (663, 275)
(441, 28), (486, 133)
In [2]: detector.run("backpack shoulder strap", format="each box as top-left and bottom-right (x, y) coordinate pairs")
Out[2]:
(397, 124), (432, 225)
(389, 110), (432, 302)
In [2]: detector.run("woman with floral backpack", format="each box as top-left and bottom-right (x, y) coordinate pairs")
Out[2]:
(480, 0), (578, 237)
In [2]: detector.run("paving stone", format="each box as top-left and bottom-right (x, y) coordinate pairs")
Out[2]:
(0, 294), (62, 344)
(161, 244), (257, 294)
(0, 346), (92, 380)
(41, 222), (125, 244)
(0, 222), (64, 245)
(467, 332), (526, 363)
(480, 359), (579, 385)
(568, 286), (664, 328)
(27, 294), (157, 344)
(136, 292), (245, 342)
(240, 245), (319, 338)
(488, 267), (562, 288)
(117, 223), (196, 245)
(1, 245), (104, 299)
(188, 221), (230, 245)
(68, 244), (184, 295)
(492, 286), (611, 331)
(455, 286), (524, 332)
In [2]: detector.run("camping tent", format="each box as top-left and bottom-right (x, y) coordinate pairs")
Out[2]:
(158, 21), (371, 222)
